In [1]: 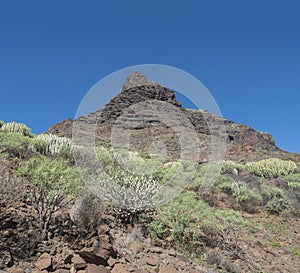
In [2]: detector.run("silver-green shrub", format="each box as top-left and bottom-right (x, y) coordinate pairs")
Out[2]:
(246, 158), (296, 178)
(1, 121), (32, 137)
(221, 160), (245, 175)
(102, 171), (162, 221)
(37, 133), (72, 155)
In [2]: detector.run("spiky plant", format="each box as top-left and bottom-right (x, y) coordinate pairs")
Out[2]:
(37, 133), (72, 155)
(246, 158), (297, 178)
(1, 121), (32, 137)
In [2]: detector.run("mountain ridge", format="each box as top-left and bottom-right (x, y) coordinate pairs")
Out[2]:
(48, 72), (300, 162)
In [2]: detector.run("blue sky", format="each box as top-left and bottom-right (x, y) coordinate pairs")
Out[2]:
(0, 1), (299, 153)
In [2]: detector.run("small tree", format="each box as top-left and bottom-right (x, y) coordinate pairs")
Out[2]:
(17, 156), (84, 239)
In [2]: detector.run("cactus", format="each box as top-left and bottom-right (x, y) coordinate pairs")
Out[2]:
(1, 121), (32, 137)
(37, 133), (72, 155)
(246, 158), (297, 178)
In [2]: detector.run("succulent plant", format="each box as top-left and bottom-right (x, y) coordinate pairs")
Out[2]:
(1, 121), (32, 137)
(37, 133), (72, 155)
(246, 158), (297, 178)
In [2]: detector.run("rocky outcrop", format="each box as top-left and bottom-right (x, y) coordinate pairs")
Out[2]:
(119, 71), (159, 93)
(48, 72), (300, 162)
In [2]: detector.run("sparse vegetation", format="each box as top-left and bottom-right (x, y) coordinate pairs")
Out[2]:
(17, 156), (84, 238)
(148, 190), (244, 252)
(0, 120), (299, 272)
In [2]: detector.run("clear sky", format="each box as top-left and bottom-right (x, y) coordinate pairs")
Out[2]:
(0, 1), (299, 153)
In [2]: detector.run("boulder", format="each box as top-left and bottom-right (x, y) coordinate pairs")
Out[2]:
(34, 253), (52, 270)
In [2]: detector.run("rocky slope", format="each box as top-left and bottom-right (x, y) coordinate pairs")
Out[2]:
(49, 72), (300, 162)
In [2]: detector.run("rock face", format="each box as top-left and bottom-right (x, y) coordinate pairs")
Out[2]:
(119, 71), (159, 93)
(48, 72), (300, 162)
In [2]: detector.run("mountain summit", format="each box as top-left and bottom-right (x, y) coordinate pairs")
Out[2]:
(119, 71), (159, 93)
(48, 73), (300, 162)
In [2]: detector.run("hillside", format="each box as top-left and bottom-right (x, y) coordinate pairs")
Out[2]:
(0, 73), (300, 273)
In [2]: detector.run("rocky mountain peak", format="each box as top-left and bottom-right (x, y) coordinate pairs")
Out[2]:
(48, 72), (300, 162)
(120, 71), (158, 92)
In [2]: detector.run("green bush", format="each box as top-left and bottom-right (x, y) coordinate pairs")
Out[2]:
(232, 184), (262, 213)
(221, 160), (245, 175)
(148, 191), (244, 247)
(215, 175), (262, 213)
(0, 120), (5, 128)
(215, 174), (235, 194)
(148, 221), (170, 240)
(0, 132), (33, 158)
(246, 158), (297, 178)
(17, 156), (84, 238)
(1, 121), (32, 137)
(265, 197), (291, 214)
(190, 162), (222, 189)
(284, 173), (300, 189)
(261, 184), (291, 214)
(261, 184), (287, 204)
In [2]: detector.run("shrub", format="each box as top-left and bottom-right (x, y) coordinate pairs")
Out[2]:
(1, 121), (32, 137)
(81, 147), (163, 223)
(284, 173), (300, 189)
(215, 175), (262, 213)
(232, 184), (262, 213)
(0, 132), (33, 158)
(69, 193), (106, 231)
(37, 133), (72, 155)
(265, 197), (291, 214)
(17, 156), (84, 238)
(215, 174), (235, 194)
(246, 158), (297, 178)
(261, 184), (291, 214)
(190, 162), (222, 190)
(102, 171), (162, 223)
(0, 120), (5, 128)
(221, 160), (245, 175)
(261, 184), (287, 204)
(148, 221), (170, 240)
(148, 191), (244, 249)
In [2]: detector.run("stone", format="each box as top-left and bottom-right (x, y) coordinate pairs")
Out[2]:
(78, 250), (107, 266)
(159, 265), (178, 273)
(107, 257), (118, 267)
(72, 254), (87, 270)
(85, 264), (110, 273)
(111, 263), (130, 273)
(146, 257), (159, 266)
(53, 270), (70, 273)
(168, 249), (176, 257)
(34, 252), (52, 270)
(99, 224), (110, 234)
(149, 246), (163, 254)
(8, 268), (25, 273)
